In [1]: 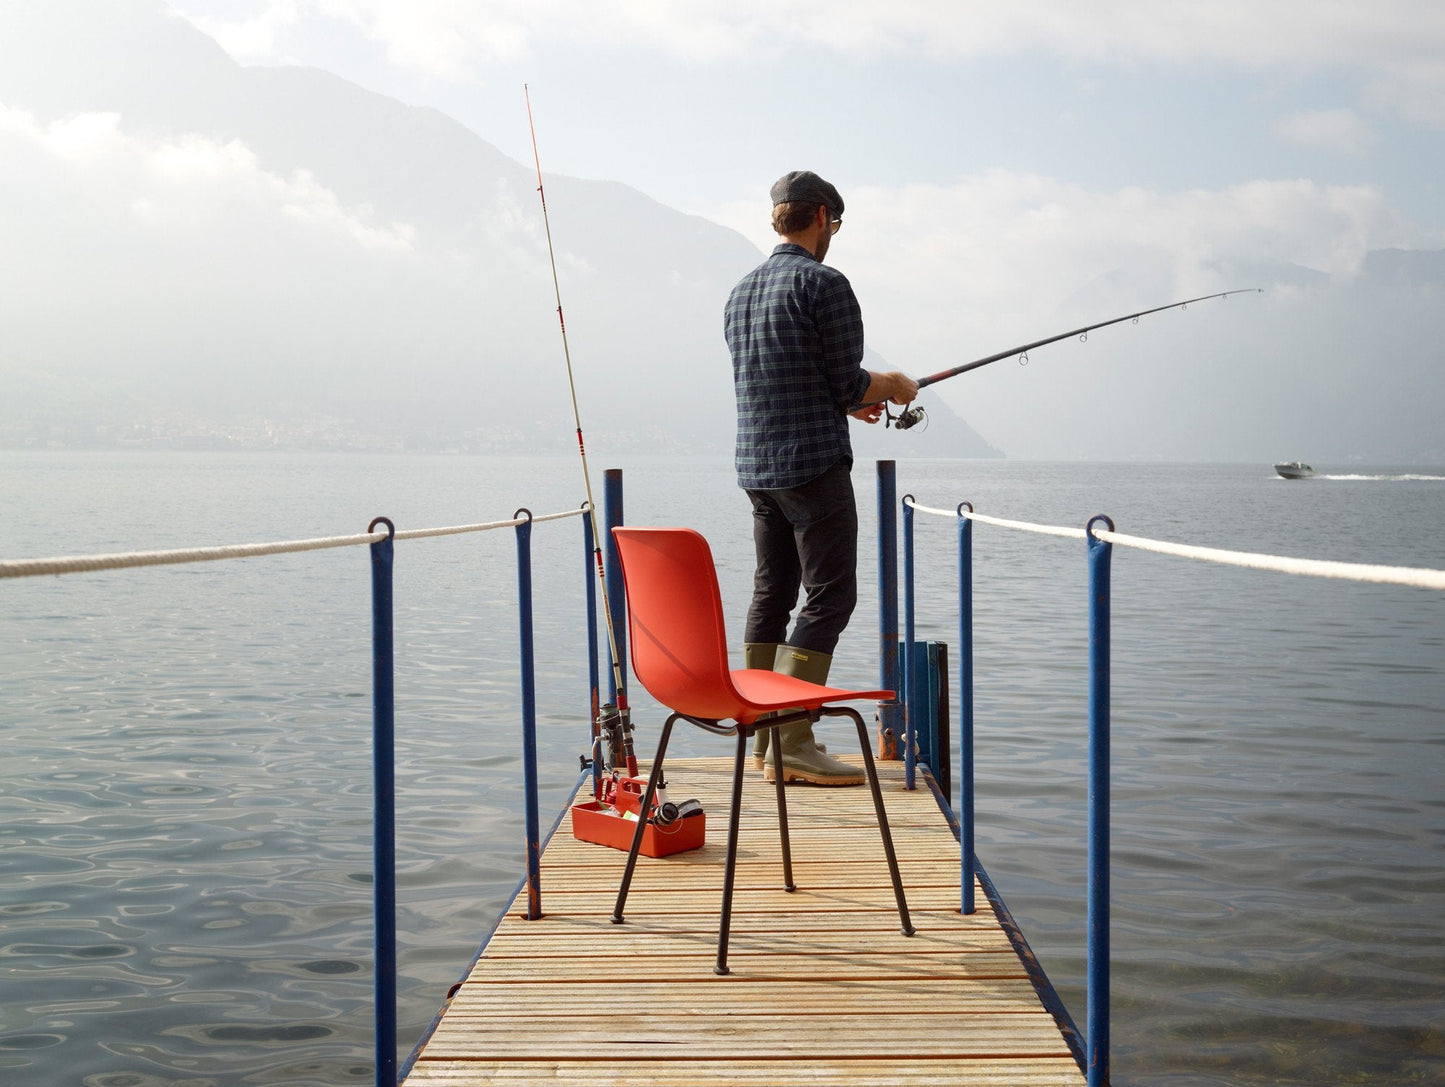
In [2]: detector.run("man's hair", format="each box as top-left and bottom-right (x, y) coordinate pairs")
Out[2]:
(772, 200), (824, 236)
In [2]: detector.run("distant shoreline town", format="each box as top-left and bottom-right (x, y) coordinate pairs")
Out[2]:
(0, 414), (716, 456)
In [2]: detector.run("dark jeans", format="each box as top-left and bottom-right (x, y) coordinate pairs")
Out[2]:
(743, 461), (858, 656)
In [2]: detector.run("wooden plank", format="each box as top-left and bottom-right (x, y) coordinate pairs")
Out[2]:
(480, 915), (1013, 956)
(404, 1058), (1087, 1086)
(444, 978), (1048, 1015)
(482, 907), (997, 936)
(478, 929), (1015, 956)
(421, 1014), (1073, 1058)
(541, 838), (963, 866)
(516, 883), (969, 914)
(458, 951), (1034, 982)
(532, 860), (958, 885)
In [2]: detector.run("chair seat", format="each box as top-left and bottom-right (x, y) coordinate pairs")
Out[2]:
(729, 668), (893, 724)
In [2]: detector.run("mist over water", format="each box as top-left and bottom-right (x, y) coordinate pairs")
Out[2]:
(2, 452), (1442, 1086)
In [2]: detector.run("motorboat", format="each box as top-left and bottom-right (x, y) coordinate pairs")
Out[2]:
(1274, 461), (1315, 479)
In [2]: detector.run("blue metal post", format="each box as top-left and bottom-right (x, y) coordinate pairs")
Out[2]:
(514, 509), (542, 920)
(875, 461), (903, 753)
(583, 505), (602, 797)
(367, 517), (397, 1087)
(901, 495), (917, 790)
(603, 469), (628, 699)
(957, 503), (975, 915)
(1086, 514), (1114, 1087)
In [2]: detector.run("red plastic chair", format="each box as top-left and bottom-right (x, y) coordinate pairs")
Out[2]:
(609, 526), (914, 974)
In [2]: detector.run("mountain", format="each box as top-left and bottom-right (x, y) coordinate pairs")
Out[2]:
(0, 0), (1000, 459)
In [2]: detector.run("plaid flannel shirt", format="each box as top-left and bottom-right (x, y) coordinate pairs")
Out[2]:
(724, 244), (871, 490)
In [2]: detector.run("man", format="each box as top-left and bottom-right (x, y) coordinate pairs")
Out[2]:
(723, 170), (919, 785)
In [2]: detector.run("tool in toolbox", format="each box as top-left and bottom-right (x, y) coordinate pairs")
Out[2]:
(572, 701), (706, 857)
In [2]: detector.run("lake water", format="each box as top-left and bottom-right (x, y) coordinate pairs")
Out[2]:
(2, 451), (1442, 1086)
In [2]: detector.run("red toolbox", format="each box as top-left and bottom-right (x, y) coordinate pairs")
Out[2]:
(570, 775), (705, 858)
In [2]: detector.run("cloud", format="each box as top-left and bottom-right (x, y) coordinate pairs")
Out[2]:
(1, 103), (414, 253)
(709, 170), (1435, 382)
(1277, 109), (1376, 155)
(171, 1), (1445, 121)
(696, 167), (1445, 460)
(327, 0), (536, 75)
(174, 0), (541, 71)
(1366, 55), (1445, 128)
(3, 106), (127, 161)
(178, 0), (302, 62)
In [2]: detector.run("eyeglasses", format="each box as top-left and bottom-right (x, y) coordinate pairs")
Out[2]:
(827, 209), (842, 234)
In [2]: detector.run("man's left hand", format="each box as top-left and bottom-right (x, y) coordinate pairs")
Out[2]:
(851, 404), (886, 424)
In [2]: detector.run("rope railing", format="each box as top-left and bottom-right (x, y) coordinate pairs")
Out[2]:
(0, 506), (590, 580)
(3, 497), (597, 1086)
(900, 484), (1444, 1087)
(904, 498), (1445, 590)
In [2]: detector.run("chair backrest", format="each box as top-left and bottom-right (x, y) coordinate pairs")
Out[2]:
(611, 527), (747, 722)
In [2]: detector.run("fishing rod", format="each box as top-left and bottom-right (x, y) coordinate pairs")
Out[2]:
(524, 85), (637, 780)
(879, 288), (1262, 430)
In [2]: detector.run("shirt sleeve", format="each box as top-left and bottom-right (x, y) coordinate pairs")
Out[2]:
(815, 275), (871, 411)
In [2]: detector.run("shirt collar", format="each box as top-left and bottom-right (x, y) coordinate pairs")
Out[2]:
(771, 242), (818, 261)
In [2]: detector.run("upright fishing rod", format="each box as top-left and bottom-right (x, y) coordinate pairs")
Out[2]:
(524, 85), (636, 776)
(881, 288), (1262, 430)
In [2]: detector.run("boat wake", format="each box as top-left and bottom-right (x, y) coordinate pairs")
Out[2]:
(1317, 473), (1445, 482)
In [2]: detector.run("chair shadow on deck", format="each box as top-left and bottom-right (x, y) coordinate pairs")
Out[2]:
(608, 526), (914, 975)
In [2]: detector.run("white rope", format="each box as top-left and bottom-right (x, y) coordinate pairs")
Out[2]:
(905, 501), (965, 519)
(906, 500), (1085, 540)
(1092, 528), (1445, 590)
(393, 506), (586, 541)
(903, 497), (1445, 590)
(0, 505), (590, 581)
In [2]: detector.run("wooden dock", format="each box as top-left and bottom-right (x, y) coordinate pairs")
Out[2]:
(403, 756), (1086, 1086)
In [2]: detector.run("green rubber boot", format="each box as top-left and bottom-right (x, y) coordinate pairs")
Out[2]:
(743, 642), (778, 770)
(764, 646), (863, 786)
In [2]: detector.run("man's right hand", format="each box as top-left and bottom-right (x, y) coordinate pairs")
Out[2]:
(862, 370), (919, 406)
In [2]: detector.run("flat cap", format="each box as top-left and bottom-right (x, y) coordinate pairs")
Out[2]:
(769, 170), (844, 216)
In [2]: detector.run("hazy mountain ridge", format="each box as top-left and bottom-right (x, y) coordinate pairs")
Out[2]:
(0, 0), (1000, 458)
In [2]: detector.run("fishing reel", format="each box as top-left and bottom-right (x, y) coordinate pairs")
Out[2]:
(600, 772), (703, 826)
(887, 404), (927, 431)
(595, 701), (634, 769)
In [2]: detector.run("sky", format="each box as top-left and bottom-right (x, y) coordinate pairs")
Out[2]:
(162, 2), (1445, 236)
(6, 1), (1444, 461)
(153, 0), (1445, 461)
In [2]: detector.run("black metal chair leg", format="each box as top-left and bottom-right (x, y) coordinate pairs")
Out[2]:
(611, 715), (676, 924)
(769, 723), (795, 892)
(845, 708), (915, 936)
(715, 731), (748, 975)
